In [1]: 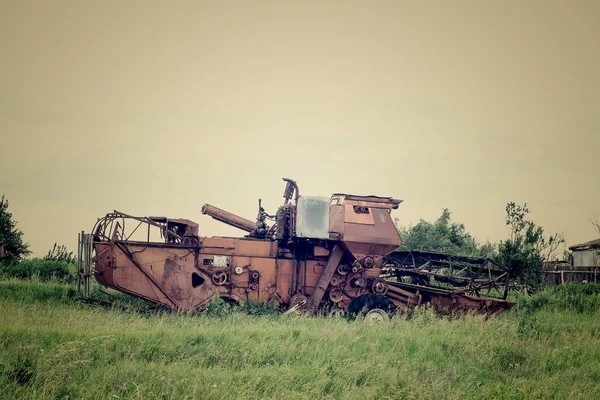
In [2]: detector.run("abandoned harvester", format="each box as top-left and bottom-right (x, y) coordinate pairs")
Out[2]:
(91, 178), (514, 320)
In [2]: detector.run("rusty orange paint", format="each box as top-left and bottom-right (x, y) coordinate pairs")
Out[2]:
(91, 178), (515, 316)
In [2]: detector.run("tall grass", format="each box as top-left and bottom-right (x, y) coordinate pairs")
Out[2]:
(1, 280), (599, 399)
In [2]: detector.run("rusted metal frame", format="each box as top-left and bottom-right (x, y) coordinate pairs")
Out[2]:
(382, 267), (499, 285)
(415, 289), (423, 306)
(124, 219), (145, 241)
(302, 251), (307, 295)
(91, 217), (105, 239)
(94, 245), (111, 260)
(299, 248), (305, 295)
(389, 252), (413, 267)
(384, 291), (414, 309)
(306, 245), (344, 311)
(107, 218), (115, 242)
(388, 280), (454, 296)
(384, 258), (505, 276)
(103, 214), (126, 241)
(111, 221), (122, 242)
(454, 265), (470, 277)
(388, 279), (509, 307)
(462, 280), (506, 297)
(112, 210), (184, 242)
(274, 256), (279, 299)
(114, 241), (178, 308)
(418, 261), (431, 270)
(473, 263), (483, 289)
(487, 258), (510, 272)
(193, 296), (214, 311)
(386, 285), (421, 306)
(485, 260), (494, 296)
(117, 240), (196, 250)
(292, 241), (298, 294)
(269, 290), (284, 306)
(399, 267), (481, 281)
(96, 218), (110, 240)
(120, 216), (126, 240)
(453, 272), (508, 295)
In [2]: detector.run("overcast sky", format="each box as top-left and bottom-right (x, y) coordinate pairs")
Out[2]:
(1, 0), (598, 257)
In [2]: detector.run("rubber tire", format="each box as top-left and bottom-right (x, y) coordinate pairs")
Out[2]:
(347, 293), (397, 319)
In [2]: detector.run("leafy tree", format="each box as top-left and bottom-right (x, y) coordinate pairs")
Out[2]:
(396, 208), (490, 257)
(0, 195), (30, 264)
(496, 202), (565, 288)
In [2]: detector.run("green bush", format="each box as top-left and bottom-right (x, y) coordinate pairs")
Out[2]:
(0, 258), (76, 283)
(517, 283), (600, 314)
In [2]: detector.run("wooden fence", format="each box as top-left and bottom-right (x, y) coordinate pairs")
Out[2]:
(77, 231), (93, 297)
(543, 262), (599, 286)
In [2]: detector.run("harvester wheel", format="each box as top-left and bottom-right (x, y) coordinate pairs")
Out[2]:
(364, 309), (390, 323)
(328, 307), (346, 318)
(347, 293), (397, 320)
(288, 294), (308, 309)
(284, 294), (308, 315)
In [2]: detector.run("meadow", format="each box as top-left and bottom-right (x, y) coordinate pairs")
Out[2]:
(1, 278), (600, 399)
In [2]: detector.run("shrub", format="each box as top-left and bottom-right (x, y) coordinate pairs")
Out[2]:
(497, 202), (564, 288)
(0, 258), (76, 283)
(43, 243), (76, 264)
(517, 283), (600, 314)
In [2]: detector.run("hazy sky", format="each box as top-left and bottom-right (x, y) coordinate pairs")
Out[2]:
(1, 0), (598, 257)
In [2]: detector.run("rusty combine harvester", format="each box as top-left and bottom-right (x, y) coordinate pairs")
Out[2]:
(91, 178), (515, 320)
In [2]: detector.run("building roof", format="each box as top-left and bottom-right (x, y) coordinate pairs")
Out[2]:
(569, 238), (600, 251)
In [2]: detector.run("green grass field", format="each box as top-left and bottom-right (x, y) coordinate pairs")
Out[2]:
(1, 280), (600, 399)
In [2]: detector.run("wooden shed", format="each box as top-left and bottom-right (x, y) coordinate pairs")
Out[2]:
(569, 238), (600, 267)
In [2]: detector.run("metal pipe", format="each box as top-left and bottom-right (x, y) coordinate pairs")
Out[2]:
(201, 204), (256, 233)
